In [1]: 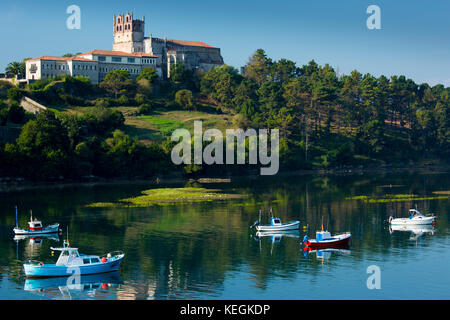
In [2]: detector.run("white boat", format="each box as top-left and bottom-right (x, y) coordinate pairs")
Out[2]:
(389, 209), (436, 225)
(251, 209), (300, 231)
(254, 218), (300, 231)
(23, 240), (124, 278)
(13, 207), (60, 235)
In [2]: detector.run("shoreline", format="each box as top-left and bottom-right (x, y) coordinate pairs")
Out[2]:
(0, 163), (448, 193)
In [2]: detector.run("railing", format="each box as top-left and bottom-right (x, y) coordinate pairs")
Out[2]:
(23, 260), (43, 266)
(100, 251), (124, 261)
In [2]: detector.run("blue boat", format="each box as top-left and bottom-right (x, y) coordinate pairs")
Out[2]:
(23, 241), (124, 278)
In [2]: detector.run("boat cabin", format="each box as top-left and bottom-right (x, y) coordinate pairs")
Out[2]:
(409, 209), (424, 218)
(51, 241), (102, 266)
(28, 219), (43, 231)
(316, 231), (332, 241)
(270, 218), (282, 226)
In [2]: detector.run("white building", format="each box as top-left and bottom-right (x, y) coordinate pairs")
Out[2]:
(25, 50), (159, 85)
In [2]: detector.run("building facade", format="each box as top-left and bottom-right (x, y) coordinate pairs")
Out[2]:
(25, 10), (224, 83)
(26, 50), (158, 84)
(113, 12), (224, 78)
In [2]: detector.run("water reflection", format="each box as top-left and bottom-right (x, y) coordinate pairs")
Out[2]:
(24, 272), (122, 300)
(0, 171), (448, 299)
(389, 224), (436, 241)
(304, 246), (351, 261)
(253, 230), (301, 243)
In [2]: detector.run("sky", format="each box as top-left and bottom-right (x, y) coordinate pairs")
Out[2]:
(1, 0), (449, 87)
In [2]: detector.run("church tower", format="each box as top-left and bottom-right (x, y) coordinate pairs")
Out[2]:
(113, 12), (145, 53)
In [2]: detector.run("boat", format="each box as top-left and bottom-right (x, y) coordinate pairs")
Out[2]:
(13, 207), (60, 235)
(389, 209), (436, 225)
(251, 208), (300, 231)
(23, 240), (124, 278)
(302, 223), (351, 249)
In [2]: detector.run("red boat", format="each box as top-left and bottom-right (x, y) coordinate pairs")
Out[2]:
(303, 230), (351, 249)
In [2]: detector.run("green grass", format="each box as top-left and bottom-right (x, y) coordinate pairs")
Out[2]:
(86, 187), (244, 207)
(346, 193), (448, 203)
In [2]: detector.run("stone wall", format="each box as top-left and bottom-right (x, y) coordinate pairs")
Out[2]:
(20, 97), (47, 115)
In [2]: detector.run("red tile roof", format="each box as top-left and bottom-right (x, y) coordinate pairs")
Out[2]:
(27, 56), (96, 62)
(168, 40), (215, 48)
(78, 50), (158, 58)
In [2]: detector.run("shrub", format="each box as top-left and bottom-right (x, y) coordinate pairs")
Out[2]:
(117, 94), (130, 106)
(7, 87), (24, 102)
(135, 93), (147, 105)
(138, 103), (152, 115)
(175, 89), (194, 110)
(8, 101), (26, 124)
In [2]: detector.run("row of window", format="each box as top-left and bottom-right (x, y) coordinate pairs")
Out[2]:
(42, 64), (96, 71)
(97, 56), (154, 64)
(99, 66), (140, 74)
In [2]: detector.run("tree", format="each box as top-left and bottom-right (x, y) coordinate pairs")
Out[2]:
(137, 66), (158, 83)
(270, 58), (300, 85)
(175, 89), (194, 110)
(244, 49), (273, 84)
(16, 110), (71, 178)
(5, 61), (25, 79)
(99, 70), (134, 98)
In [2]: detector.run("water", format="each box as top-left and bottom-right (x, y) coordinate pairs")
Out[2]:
(0, 170), (449, 300)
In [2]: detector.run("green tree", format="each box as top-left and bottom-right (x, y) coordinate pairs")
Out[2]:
(244, 49), (273, 84)
(100, 70), (134, 98)
(175, 89), (194, 110)
(137, 66), (158, 83)
(5, 61), (25, 79)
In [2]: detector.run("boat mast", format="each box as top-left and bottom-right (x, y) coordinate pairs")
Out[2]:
(15, 206), (18, 228)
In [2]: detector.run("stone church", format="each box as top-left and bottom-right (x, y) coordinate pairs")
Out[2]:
(112, 12), (224, 78)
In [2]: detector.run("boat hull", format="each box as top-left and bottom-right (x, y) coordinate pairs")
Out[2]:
(255, 221), (300, 231)
(305, 234), (351, 249)
(23, 256), (123, 278)
(14, 224), (60, 235)
(390, 216), (435, 225)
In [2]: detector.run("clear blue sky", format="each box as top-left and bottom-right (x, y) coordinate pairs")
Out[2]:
(1, 0), (449, 86)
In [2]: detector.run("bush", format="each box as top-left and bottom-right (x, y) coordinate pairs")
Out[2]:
(94, 98), (112, 108)
(135, 93), (147, 105)
(0, 108), (8, 126)
(175, 89), (194, 110)
(8, 101), (26, 124)
(117, 94), (130, 106)
(138, 103), (152, 115)
(7, 87), (24, 102)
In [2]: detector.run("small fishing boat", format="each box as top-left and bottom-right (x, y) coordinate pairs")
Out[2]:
(23, 240), (124, 278)
(13, 207), (60, 235)
(250, 209), (300, 231)
(302, 223), (351, 249)
(389, 209), (436, 225)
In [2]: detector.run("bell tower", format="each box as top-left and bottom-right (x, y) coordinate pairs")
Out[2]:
(113, 12), (145, 53)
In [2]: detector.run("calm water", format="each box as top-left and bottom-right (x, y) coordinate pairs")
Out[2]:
(0, 170), (449, 300)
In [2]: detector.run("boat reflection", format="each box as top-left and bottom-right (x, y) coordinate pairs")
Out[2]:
(303, 245), (351, 260)
(389, 224), (436, 241)
(24, 271), (123, 299)
(253, 230), (300, 244)
(14, 233), (60, 246)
